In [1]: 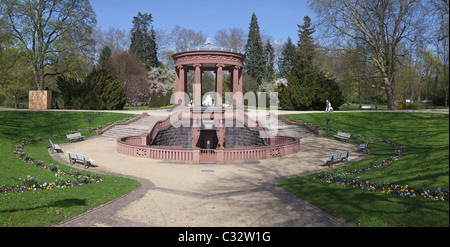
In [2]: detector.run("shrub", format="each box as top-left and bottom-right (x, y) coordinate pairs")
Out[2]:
(83, 69), (127, 110)
(148, 90), (158, 107)
(56, 75), (85, 109)
(277, 68), (344, 110)
(56, 69), (127, 110)
(395, 102), (408, 110)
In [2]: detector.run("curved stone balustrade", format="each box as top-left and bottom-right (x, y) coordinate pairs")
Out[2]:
(117, 135), (299, 164)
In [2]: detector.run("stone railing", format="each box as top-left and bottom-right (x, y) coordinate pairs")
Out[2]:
(116, 109), (300, 164)
(97, 112), (148, 135)
(117, 135), (299, 164)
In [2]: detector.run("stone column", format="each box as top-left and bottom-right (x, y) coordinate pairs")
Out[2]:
(229, 69), (234, 95)
(194, 64), (202, 107)
(174, 66), (185, 106)
(232, 66), (243, 106)
(237, 67), (243, 106)
(215, 64), (224, 106)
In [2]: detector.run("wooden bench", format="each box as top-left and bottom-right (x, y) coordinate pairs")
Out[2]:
(322, 151), (352, 168)
(67, 152), (95, 169)
(334, 131), (351, 141)
(49, 140), (62, 153)
(361, 106), (372, 109)
(358, 140), (369, 153)
(66, 132), (84, 142)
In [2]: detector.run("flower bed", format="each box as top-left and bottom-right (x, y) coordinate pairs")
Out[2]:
(282, 116), (448, 201)
(1, 117), (133, 195)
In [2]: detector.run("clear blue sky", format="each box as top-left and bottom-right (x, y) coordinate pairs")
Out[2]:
(90, 0), (315, 42)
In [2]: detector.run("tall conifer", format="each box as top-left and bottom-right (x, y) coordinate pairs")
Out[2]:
(263, 40), (275, 82)
(244, 13), (265, 85)
(130, 12), (159, 70)
(278, 37), (296, 78)
(296, 16), (316, 71)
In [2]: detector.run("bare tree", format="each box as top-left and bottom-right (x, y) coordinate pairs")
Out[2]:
(214, 27), (246, 52)
(93, 26), (131, 55)
(310, 0), (427, 109)
(171, 25), (206, 52)
(103, 50), (150, 107)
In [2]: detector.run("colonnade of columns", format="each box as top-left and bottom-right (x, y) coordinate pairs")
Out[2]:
(174, 63), (243, 107)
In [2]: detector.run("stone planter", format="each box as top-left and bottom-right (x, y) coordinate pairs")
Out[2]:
(28, 90), (52, 110)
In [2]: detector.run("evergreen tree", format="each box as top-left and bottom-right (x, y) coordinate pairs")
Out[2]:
(278, 66), (343, 110)
(296, 16), (316, 71)
(56, 69), (127, 110)
(148, 90), (158, 108)
(56, 75), (84, 109)
(83, 69), (127, 110)
(278, 37), (296, 78)
(263, 40), (275, 82)
(98, 46), (112, 70)
(277, 16), (344, 110)
(130, 12), (159, 70)
(244, 13), (265, 85)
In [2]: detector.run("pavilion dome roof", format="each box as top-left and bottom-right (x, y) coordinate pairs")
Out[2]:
(175, 37), (243, 55)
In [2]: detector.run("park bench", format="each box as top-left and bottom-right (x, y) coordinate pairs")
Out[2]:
(334, 131), (351, 141)
(361, 106), (372, 109)
(49, 140), (62, 153)
(322, 151), (352, 168)
(358, 140), (369, 153)
(66, 132), (84, 142)
(67, 152), (95, 169)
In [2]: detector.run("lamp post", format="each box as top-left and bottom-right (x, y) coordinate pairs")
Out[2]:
(326, 118), (330, 134)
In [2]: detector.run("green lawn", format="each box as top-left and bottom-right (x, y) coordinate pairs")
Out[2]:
(278, 112), (449, 227)
(0, 111), (140, 226)
(338, 103), (447, 111)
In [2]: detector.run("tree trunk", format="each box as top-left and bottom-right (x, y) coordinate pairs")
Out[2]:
(358, 79), (362, 108)
(384, 77), (396, 110)
(31, 64), (41, 90)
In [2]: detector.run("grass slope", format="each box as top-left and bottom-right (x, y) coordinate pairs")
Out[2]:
(278, 112), (449, 227)
(0, 111), (140, 226)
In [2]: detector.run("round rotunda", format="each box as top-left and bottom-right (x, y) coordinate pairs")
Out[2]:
(116, 38), (300, 164)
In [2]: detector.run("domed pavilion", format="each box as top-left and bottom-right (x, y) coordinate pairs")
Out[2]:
(172, 37), (245, 108)
(116, 38), (300, 164)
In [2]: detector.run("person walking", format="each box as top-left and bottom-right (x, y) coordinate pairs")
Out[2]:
(325, 100), (329, 112)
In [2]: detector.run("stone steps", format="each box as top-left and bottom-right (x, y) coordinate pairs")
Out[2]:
(151, 126), (192, 148)
(102, 115), (159, 139)
(102, 114), (314, 143)
(225, 126), (267, 148)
